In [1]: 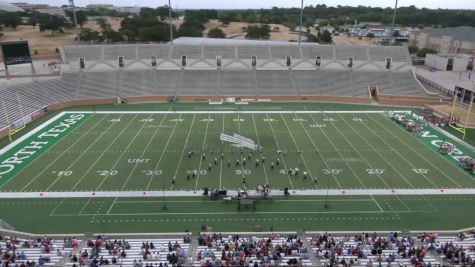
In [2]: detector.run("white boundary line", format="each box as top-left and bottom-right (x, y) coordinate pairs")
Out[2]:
(0, 112), (66, 156)
(1, 188), (474, 198)
(62, 111), (413, 114)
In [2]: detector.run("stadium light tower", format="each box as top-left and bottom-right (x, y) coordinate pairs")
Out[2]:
(69, 0), (80, 42)
(169, 0), (174, 44)
(391, 0), (399, 40)
(298, 0), (304, 44)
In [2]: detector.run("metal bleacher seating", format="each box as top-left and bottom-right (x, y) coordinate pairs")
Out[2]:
(0, 236), (76, 266)
(66, 237), (189, 267)
(194, 234), (312, 267)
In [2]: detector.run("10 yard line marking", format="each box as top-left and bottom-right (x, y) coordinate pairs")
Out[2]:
(194, 113), (211, 192)
(18, 114), (107, 192)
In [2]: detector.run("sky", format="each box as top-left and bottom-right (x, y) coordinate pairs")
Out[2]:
(17, 0), (475, 10)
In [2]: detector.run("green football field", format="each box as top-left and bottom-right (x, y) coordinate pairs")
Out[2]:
(0, 103), (474, 234)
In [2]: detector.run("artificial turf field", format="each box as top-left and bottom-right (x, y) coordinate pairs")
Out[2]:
(0, 103), (474, 234)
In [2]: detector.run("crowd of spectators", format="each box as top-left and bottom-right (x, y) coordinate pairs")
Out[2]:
(421, 231), (475, 266)
(69, 234), (188, 267)
(310, 232), (433, 266)
(196, 233), (308, 266)
(0, 234), (73, 267)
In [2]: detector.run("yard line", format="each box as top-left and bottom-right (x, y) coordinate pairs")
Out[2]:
(118, 113), (170, 191)
(335, 113), (416, 189)
(95, 113), (157, 190)
(298, 113), (343, 189)
(48, 198), (66, 216)
(264, 113), (294, 189)
(18, 114), (109, 192)
(364, 114), (456, 188)
(237, 113), (244, 180)
(279, 114), (315, 186)
(77, 198), (92, 215)
(106, 197), (118, 215)
(115, 198), (376, 204)
(194, 113), (212, 192)
(164, 114), (197, 190)
(219, 113), (225, 188)
(70, 114), (139, 191)
(370, 195), (384, 212)
(251, 113), (269, 185)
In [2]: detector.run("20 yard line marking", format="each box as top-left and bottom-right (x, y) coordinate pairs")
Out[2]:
(71, 114), (139, 191)
(368, 114), (464, 188)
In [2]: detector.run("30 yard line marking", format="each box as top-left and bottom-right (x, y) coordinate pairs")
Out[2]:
(264, 113), (294, 189)
(95, 113), (157, 190)
(18, 114), (107, 192)
(368, 114), (464, 188)
(194, 113), (211, 192)
(169, 114), (197, 190)
(119, 113), (170, 190)
(71, 114), (139, 191)
(296, 113), (342, 189)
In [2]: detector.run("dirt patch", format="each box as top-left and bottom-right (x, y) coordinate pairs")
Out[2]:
(332, 36), (372, 45)
(0, 17), (122, 56)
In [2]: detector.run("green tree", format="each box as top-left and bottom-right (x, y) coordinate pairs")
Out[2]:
(408, 46), (418, 54)
(2, 13), (22, 30)
(393, 30), (400, 37)
(208, 27), (226, 38)
(305, 33), (320, 43)
(79, 27), (100, 43)
(27, 15), (39, 29)
(320, 29), (332, 43)
(366, 32), (375, 38)
(38, 15), (66, 36)
(245, 24), (270, 40)
(68, 10), (88, 28)
(416, 48), (437, 58)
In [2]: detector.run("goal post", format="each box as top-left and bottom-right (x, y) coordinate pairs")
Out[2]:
(449, 85), (474, 140)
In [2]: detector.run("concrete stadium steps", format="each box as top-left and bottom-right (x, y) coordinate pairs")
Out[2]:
(369, 46), (411, 63)
(219, 70), (258, 95)
(335, 46), (368, 61)
(119, 70), (158, 97)
(62, 44), (413, 65)
(103, 45), (137, 61)
(170, 46), (202, 59)
(179, 70), (219, 95)
(203, 46), (236, 60)
(73, 72), (119, 99)
(300, 45), (334, 60)
(255, 70), (296, 95)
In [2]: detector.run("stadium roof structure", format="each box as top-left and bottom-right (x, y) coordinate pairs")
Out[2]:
(420, 26), (475, 43)
(0, 1), (23, 12)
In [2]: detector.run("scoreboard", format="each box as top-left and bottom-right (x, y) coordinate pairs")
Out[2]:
(0, 41), (32, 66)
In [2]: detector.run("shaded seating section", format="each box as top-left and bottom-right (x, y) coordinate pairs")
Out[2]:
(0, 235), (77, 266)
(307, 232), (440, 267)
(193, 233), (311, 266)
(421, 231), (475, 266)
(67, 235), (191, 267)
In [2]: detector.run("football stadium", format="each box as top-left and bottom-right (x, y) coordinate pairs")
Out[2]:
(0, 41), (475, 266)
